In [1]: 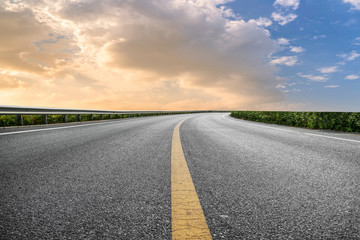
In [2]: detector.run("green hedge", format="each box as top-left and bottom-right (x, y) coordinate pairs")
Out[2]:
(0, 111), (207, 127)
(230, 111), (360, 132)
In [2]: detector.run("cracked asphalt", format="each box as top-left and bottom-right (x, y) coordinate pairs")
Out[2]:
(1, 113), (360, 239)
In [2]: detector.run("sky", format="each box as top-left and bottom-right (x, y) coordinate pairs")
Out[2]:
(0, 0), (359, 111)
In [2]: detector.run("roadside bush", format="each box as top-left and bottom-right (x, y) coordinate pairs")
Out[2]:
(0, 111), (213, 127)
(0, 115), (17, 127)
(230, 111), (360, 132)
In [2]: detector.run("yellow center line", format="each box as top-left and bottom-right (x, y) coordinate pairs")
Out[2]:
(171, 119), (212, 240)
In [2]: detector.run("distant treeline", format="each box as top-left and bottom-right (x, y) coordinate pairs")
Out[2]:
(230, 111), (360, 132)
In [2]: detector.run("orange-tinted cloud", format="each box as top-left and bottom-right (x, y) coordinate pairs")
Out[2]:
(0, 0), (285, 110)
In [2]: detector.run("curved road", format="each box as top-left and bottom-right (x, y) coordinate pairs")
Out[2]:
(1, 113), (359, 239)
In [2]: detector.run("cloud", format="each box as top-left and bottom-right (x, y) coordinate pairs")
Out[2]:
(324, 85), (339, 88)
(344, 18), (357, 26)
(0, 9), (62, 74)
(354, 37), (360, 45)
(0, 0), (285, 110)
(298, 73), (328, 82)
(317, 66), (339, 74)
(270, 56), (297, 66)
(271, 12), (297, 25)
(97, 1), (283, 104)
(345, 75), (359, 80)
(272, 0), (299, 26)
(278, 38), (290, 45)
(313, 34), (326, 40)
(343, 0), (360, 10)
(249, 17), (272, 27)
(338, 51), (360, 61)
(290, 46), (305, 53)
(0, 72), (23, 89)
(273, 0), (300, 10)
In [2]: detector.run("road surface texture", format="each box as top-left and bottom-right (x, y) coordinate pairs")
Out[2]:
(1, 113), (359, 239)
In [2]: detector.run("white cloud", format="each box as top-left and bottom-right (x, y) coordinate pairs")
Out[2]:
(355, 37), (360, 45)
(278, 38), (290, 45)
(271, 12), (297, 25)
(324, 85), (339, 88)
(313, 34), (326, 40)
(344, 18), (357, 26)
(338, 51), (360, 61)
(343, 0), (360, 10)
(287, 82), (297, 86)
(290, 46), (305, 53)
(249, 17), (273, 27)
(317, 66), (339, 74)
(345, 75), (359, 80)
(298, 73), (328, 82)
(271, 56), (297, 66)
(274, 0), (300, 10)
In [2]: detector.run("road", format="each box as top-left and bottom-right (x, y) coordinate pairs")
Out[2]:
(1, 113), (359, 239)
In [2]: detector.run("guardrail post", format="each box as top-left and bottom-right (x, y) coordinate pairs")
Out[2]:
(17, 115), (23, 126)
(77, 114), (81, 121)
(100, 114), (103, 120)
(42, 114), (47, 124)
(90, 114), (93, 120)
(63, 115), (67, 123)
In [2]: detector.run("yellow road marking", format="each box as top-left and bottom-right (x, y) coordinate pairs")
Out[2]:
(171, 119), (212, 240)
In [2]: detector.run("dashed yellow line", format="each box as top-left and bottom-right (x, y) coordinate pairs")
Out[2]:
(171, 119), (212, 240)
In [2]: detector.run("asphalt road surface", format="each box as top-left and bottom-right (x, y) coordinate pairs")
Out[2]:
(1, 113), (359, 239)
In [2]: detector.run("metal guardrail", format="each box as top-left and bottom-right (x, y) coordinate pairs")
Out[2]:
(0, 105), (213, 126)
(0, 105), (189, 115)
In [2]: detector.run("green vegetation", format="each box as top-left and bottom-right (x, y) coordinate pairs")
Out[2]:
(0, 111), (205, 127)
(230, 111), (360, 132)
(0, 115), (17, 127)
